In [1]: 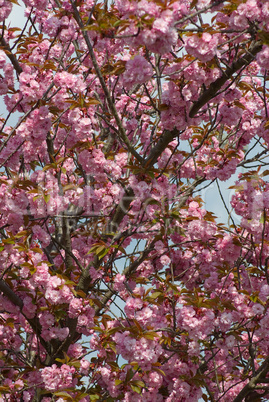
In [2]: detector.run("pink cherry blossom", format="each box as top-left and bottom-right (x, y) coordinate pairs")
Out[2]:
(0, 1), (269, 401)
(122, 55), (153, 90)
(257, 45), (269, 70)
(41, 364), (75, 391)
(185, 33), (219, 62)
(0, 0), (12, 22)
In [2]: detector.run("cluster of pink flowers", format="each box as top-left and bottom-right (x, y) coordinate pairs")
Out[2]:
(54, 71), (86, 93)
(257, 45), (269, 70)
(122, 55), (153, 90)
(68, 298), (95, 335)
(185, 33), (219, 62)
(140, 9), (178, 54)
(41, 364), (76, 391)
(116, 0), (179, 53)
(0, 0), (12, 22)
(18, 106), (52, 145)
(229, 0), (269, 29)
(0, 53), (13, 95)
(160, 81), (189, 131)
(231, 175), (269, 245)
(45, 276), (73, 305)
(18, 70), (48, 104)
(113, 331), (162, 370)
(0, 0), (269, 401)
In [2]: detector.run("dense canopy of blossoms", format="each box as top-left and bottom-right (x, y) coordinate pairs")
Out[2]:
(0, 0), (269, 401)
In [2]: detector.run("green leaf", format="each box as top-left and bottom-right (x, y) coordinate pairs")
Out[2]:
(54, 391), (73, 400)
(260, 214), (265, 224)
(3, 238), (15, 244)
(78, 394), (91, 401)
(126, 368), (135, 382)
(90, 245), (109, 259)
(31, 247), (43, 254)
(144, 331), (159, 340)
(132, 380), (145, 387)
(153, 367), (166, 376)
(87, 98), (101, 105)
(0, 385), (10, 392)
(88, 243), (107, 256)
(69, 360), (81, 369)
(144, 197), (160, 206)
(258, 30), (269, 45)
(150, 291), (162, 299)
(14, 230), (28, 238)
(130, 384), (142, 394)
(89, 395), (101, 401)
(43, 194), (50, 203)
(43, 163), (56, 171)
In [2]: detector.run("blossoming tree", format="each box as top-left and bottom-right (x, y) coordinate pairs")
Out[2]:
(1, 0), (269, 400)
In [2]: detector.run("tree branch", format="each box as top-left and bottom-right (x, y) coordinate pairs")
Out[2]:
(233, 357), (269, 402)
(94, 240), (156, 315)
(144, 128), (180, 167)
(70, 0), (144, 164)
(0, 37), (22, 75)
(0, 280), (49, 353)
(189, 40), (263, 118)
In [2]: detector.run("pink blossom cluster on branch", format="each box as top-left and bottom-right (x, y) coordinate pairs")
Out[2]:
(0, 0), (269, 401)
